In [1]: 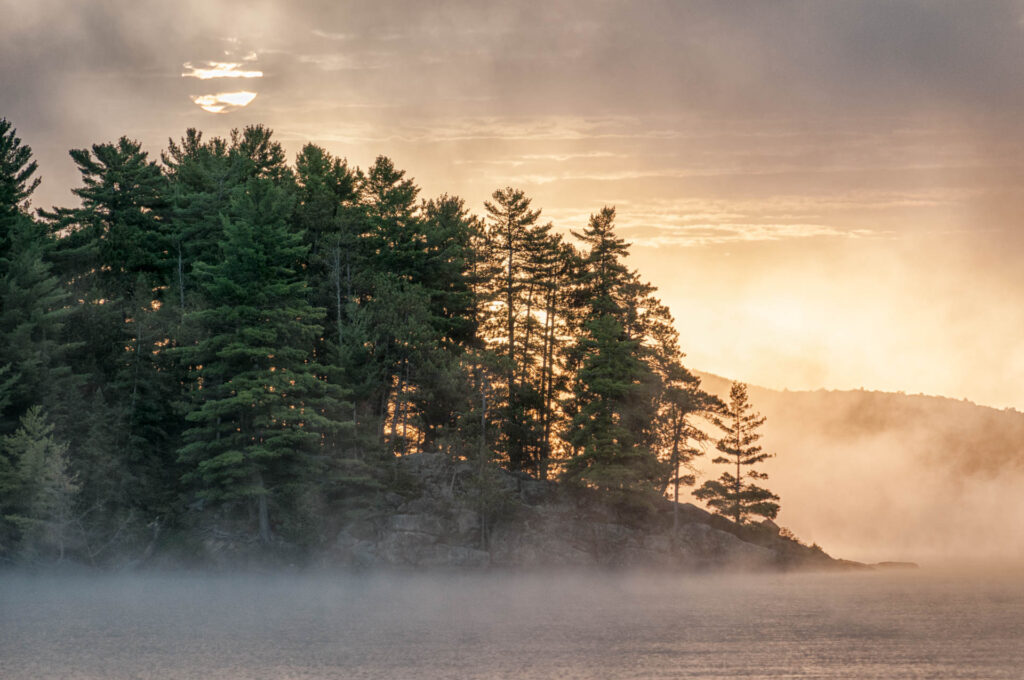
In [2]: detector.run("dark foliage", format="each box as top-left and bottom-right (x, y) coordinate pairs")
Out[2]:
(0, 118), (750, 564)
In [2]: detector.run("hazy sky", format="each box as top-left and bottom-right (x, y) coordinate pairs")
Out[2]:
(3, 0), (1024, 409)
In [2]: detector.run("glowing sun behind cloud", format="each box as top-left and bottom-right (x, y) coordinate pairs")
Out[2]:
(182, 61), (263, 80)
(183, 41), (262, 114)
(190, 91), (258, 114)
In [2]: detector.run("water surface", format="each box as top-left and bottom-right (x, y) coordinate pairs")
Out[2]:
(2, 568), (1022, 678)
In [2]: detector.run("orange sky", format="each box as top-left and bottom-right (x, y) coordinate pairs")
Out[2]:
(4, 0), (1024, 409)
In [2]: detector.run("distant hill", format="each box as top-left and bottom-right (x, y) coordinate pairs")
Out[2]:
(691, 371), (1024, 564)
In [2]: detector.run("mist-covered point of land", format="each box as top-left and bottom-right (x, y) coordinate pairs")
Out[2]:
(0, 117), (807, 571)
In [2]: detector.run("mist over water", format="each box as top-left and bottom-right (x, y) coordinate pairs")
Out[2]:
(694, 374), (1024, 565)
(3, 569), (1023, 679)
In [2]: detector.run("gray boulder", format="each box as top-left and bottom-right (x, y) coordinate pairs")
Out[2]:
(389, 513), (445, 537)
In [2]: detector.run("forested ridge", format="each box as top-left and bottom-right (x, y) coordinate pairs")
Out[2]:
(0, 118), (781, 565)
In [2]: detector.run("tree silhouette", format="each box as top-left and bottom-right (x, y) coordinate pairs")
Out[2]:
(694, 382), (780, 524)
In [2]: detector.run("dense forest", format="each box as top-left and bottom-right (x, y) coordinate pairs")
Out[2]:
(0, 118), (780, 564)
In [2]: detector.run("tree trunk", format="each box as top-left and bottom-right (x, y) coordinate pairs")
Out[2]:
(255, 470), (271, 544)
(389, 369), (405, 455)
(506, 229), (515, 379)
(735, 420), (742, 525)
(520, 280), (536, 392)
(478, 368), (489, 549)
(124, 308), (145, 461)
(538, 284), (558, 481)
(378, 385), (389, 443)
(177, 242), (186, 309)
(672, 434), (680, 534)
(506, 231), (519, 469)
(400, 360), (410, 452)
(332, 244), (343, 345)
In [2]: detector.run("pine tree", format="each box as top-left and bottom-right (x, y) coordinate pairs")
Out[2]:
(560, 207), (666, 501)
(0, 119), (75, 434)
(481, 187), (544, 472)
(451, 347), (510, 547)
(2, 406), (79, 561)
(343, 159), (481, 457)
(643, 298), (720, 528)
(293, 143), (361, 394)
(349, 157), (425, 446)
(525, 232), (578, 478)
(354, 273), (438, 454)
(229, 124), (294, 184)
(657, 359), (716, 531)
(0, 216), (76, 434)
(43, 137), (170, 301)
(161, 128), (234, 311)
(0, 118), (40, 250)
(40, 136), (179, 541)
(161, 125), (294, 313)
(694, 382), (780, 524)
(177, 177), (340, 543)
(361, 155), (421, 279)
(562, 315), (665, 498)
(292, 143), (376, 510)
(413, 194), (482, 451)
(419, 194), (480, 350)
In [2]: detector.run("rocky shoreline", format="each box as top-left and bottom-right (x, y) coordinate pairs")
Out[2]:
(194, 453), (862, 572)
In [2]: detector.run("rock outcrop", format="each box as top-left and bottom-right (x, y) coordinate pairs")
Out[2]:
(327, 453), (851, 571)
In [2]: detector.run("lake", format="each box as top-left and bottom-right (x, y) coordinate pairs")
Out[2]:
(2, 568), (1022, 678)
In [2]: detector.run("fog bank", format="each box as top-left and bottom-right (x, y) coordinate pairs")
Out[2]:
(698, 373), (1024, 565)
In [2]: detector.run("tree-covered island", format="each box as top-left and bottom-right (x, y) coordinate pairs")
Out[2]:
(1, 118), (839, 570)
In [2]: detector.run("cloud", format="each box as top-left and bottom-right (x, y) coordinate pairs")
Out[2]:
(453, 151), (623, 168)
(5, 0), (1024, 411)
(189, 91), (258, 114)
(296, 53), (378, 71)
(621, 223), (875, 248)
(518, 151), (621, 162)
(182, 61), (264, 79)
(311, 29), (353, 41)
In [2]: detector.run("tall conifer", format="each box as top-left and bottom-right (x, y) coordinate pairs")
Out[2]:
(560, 207), (666, 500)
(694, 382), (781, 524)
(177, 178), (339, 542)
